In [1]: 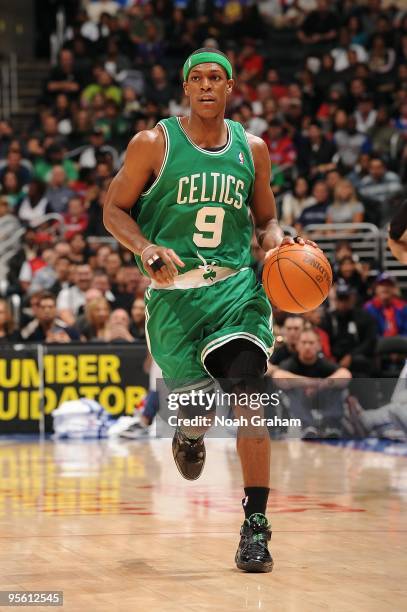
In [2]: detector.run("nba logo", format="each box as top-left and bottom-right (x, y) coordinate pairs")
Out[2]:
(238, 152), (244, 164)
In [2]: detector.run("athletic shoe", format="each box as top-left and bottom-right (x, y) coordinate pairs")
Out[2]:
(235, 513), (273, 573)
(119, 414), (152, 439)
(172, 427), (205, 480)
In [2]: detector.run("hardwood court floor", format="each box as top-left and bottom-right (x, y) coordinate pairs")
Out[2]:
(0, 437), (406, 612)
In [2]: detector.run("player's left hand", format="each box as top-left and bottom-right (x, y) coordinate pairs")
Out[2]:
(264, 236), (321, 261)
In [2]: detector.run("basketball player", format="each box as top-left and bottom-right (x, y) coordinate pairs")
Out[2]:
(104, 48), (317, 572)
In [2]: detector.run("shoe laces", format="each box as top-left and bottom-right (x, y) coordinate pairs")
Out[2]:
(179, 433), (204, 462)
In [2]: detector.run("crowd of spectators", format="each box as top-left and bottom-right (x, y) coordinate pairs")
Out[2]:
(0, 0), (406, 384)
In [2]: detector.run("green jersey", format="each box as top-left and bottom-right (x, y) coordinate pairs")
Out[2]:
(133, 116), (255, 278)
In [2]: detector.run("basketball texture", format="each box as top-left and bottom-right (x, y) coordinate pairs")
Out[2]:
(262, 243), (332, 313)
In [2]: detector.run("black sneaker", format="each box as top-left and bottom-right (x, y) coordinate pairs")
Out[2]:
(172, 427), (206, 480)
(235, 513), (273, 573)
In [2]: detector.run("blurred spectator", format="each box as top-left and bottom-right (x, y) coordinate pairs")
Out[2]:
(326, 180), (365, 225)
(68, 233), (89, 264)
(334, 111), (370, 170)
(78, 128), (118, 170)
(46, 166), (75, 213)
(281, 176), (314, 226)
(82, 69), (122, 106)
(29, 248), (58, 294)
(295, 180), (331, 232)
(347, 152), (371, 189)
(87, 1), (120, 23)
(335, 256), (369, 304)
(0, 171), (24, 209)
(105, 307), (135, 342)
(129, 297), (146, 342)
(358, 156), (403, 225)
(0, 149), (32, 186)
(80, 297), (111, 340)
(105, 251), (122, 288)
(368, 106), (400, 159)
(262, 119), (296, 170)
(272, 327), (351, 437)
(57, 263), (93, 324)
(0, 298), (21, 343)
(302, 307), (332, 359)
(296, 120), (337, 177)
(364, 274), (407, 337)
(15, 180), (51, 225)
(25, 292), (80, 342)
(298, 0), (338, 47)
(46, 49), (81, 100)
(63, 197), (89, 240)
(34, 143), (78, 183)
(269, 315), (305, 368)
(354, 94), (377, 135)
(321, 283), (377, 376)
(49, 256), (72, 296)
(0, 198), (21, 244)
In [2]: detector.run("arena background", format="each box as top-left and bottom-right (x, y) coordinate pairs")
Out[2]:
(0, 0), (407, 436)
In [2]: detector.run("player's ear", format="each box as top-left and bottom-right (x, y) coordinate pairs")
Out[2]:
(226, 78), (234, 96)
(183, 80), (190, 97)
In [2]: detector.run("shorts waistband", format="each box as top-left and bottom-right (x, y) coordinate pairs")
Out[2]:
(151, 266), (249, 290)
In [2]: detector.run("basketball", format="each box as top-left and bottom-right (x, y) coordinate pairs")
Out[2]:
(262, 243), (332, 313)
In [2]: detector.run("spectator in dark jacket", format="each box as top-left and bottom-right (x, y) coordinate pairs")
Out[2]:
(321, 282), (377, 377)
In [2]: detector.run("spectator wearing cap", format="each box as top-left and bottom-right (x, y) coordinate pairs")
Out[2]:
(364, 274), (407, 337)
(321, 282), (377, 377)
(45, 165), (75, 213)
(15, 179), (51, 225)
(296, 120), (337, 177)
(78, 128), (118, 170)
(295, 180), (331, 232)
(358, 156), (403, 225)
(25, 292), (80, 343)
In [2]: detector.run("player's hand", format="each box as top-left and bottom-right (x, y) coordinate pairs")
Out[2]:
(264, 236), (322, 261)
(141, 244), (185, 285)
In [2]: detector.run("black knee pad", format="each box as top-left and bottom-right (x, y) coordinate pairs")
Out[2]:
(205, 339), (267, 395)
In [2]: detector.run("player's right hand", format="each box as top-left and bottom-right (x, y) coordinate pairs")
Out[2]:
(141, 244), (185, 285)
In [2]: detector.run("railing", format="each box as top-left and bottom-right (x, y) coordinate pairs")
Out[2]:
(0, 53), (18, 120)
(303, 223), (381, 263)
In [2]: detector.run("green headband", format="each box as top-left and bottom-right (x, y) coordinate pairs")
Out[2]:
(183, 52), (233, 81)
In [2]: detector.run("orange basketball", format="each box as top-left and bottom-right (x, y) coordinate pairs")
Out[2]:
(262, 243), (332, 313)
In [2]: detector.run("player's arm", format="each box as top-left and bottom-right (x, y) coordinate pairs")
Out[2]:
(248, 133), (320, 256)
(103, 127), (184, 284)
(247, 134), (284, 252)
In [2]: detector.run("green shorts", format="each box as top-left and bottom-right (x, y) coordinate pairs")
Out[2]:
(144, 268), (274, 389)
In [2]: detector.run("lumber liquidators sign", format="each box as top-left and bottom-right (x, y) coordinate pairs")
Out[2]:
(0, 345), (148, 433)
